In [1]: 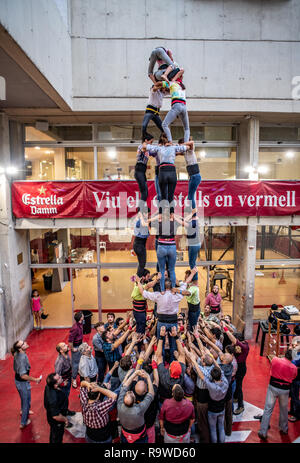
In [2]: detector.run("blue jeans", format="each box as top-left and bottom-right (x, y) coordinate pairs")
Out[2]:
(188, 173), (202, 210)
(71, 350), (82, 380)
(95, 356), (107, 384)
(188, 308), (200, 330)
(157, 244), (177, 291)
(15, 380), (31, 426)
(156, 321), (178, 362)
(207, 410), (225, 443)
(231, 380), (236, 412)
(188, 244), (201, 280)
(85, 434), (112, 444)
(60, 378), (71, 407)
(155, 174), (162, 202)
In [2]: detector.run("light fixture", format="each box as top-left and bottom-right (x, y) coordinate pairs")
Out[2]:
(286, 150), (294, 158)
(257, 165), (269, 174)
(107, 148), (117, 159)
(34, 146), (41, 150)
(6, 166), (18, 175)
(199, 150), (206, 158)
(244, 166), (255, 173)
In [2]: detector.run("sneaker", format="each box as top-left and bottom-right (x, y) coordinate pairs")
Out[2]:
(20, 419), (31, 429)
(279, 429), (288, 435)
(233, 407), (244, 415)
(258, 432), (268, 441)
(67, 410), (76, 416)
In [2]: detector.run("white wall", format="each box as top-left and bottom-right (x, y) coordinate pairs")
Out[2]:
(70, 0), (300, 113)
(0, 0), (73, 108)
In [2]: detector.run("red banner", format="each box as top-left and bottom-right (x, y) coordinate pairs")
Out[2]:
(11, 180), (300, 218)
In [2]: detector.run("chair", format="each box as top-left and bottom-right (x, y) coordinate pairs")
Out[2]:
(99, 241), (106, 253)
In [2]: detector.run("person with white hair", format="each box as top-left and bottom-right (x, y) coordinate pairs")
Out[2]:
(78, 343), (98, 383)
(289, 336), (300, 423)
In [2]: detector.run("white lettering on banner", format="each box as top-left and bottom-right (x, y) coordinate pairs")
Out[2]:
(30, 206), (57, 215)
(22, 193), (63, 206)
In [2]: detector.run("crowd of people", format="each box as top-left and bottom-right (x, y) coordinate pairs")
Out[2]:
(12, 46), (300, 445)
(12, 300), (300, 444)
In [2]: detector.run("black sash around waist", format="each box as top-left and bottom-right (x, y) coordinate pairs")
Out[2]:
(187, 164), (200, 177)
(157, 313), (178, 324)
(135, 162), (147, 173)
(270, 376), (291, 391)
(86, 421), (111, 442)
(188, 302), (200, 313)
(164, 419), (190, 437)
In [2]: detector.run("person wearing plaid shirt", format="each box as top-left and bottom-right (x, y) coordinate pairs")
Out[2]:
(80, 381), (117, 443)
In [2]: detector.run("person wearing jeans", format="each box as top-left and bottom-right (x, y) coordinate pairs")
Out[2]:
(191, 358), (228, 444)
(178, 138), (201, 213)
(152, 78), (189, 143)
(12, 339), (42, 429)
(225, 330), (250, 415)
(92, 322), (107, 384)
(68, 311), (84, 388)
(148, 47), (178, 84)
(258, 350), (297, 440)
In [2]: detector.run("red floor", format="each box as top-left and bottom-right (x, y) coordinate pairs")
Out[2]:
(0, 324), (299, 444)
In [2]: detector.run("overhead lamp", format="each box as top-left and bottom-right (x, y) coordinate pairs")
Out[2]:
(257, 165), (269, 174)
(6, 166), (18, 175)
(199, 150), (206, 158)
(34, 146), (41, 150)
(286, 150), (294, 159)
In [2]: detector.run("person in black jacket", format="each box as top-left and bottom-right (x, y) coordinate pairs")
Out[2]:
(44, 373), (70, 443)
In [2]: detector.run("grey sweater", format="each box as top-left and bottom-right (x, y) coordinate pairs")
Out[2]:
(117, 385), (153, 430)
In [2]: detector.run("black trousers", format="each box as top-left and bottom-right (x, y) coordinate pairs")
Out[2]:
(134, 167), (148, 211)
(158, 166), (177, 214)
(233, 362), (247, 408)
(133, 237), (147, 277)
(142, 112), (163, 138)
(49, 422), (65, 444)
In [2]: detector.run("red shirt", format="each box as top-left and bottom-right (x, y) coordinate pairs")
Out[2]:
(270, 357), (297, 384)
(159, 398), (195, 424)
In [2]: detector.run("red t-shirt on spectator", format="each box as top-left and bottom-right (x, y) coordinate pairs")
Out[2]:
(270, 357), (297, 384)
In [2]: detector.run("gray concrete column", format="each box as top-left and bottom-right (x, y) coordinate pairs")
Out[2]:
(0, 114), (32, 358)
(237, 117), (259, 179)
(233, 219), (257, 340)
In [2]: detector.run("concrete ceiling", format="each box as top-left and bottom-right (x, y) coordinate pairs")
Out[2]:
(0, 48), (58, 109)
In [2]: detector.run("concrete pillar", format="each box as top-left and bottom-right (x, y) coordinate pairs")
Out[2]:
(237, 117), (259, 179)
(233, 222), (257, 340)
(232, 118), (259, 339)
(0, 114), (32, 358)
(9, 120), (24, 180)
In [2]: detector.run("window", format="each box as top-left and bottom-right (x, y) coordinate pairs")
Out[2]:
(258, 148), (300, 180)
(97, 146), (141, 180)
(260, 126), (300, 142)
(256, 226), (300, 260)
(25, 147), (94, 180)
(25, 125), (93, 142)
(65, 148), (94, 180)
